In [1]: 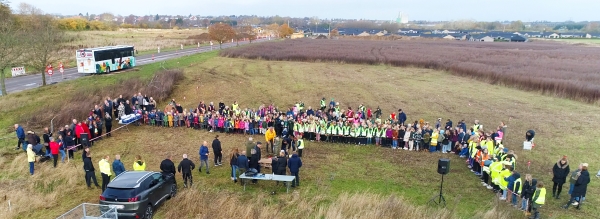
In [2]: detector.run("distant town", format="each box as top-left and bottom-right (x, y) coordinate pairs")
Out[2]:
(50, 12), (600, 42)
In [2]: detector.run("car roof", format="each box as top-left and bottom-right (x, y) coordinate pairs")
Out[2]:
(108, 171), (156, 189)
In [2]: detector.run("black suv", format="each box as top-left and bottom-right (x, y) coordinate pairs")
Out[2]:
(100, 171), (177, 219)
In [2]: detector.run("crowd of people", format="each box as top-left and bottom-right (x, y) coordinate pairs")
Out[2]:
(14, 94), (596, 218)
(457, 126), (592, 218)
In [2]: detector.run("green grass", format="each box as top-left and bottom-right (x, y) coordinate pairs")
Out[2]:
(1, 54), (599, 219)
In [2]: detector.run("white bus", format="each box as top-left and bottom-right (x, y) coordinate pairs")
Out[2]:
(76, 45), (136, 74)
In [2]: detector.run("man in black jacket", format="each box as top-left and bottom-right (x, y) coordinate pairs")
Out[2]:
(83, 152), (100, 189)
(160, 154), (176, 178)
(177, 154), (195, 188)
(42, 127), (52, 157)
(274, 151), (288, 186)
(212, 135), (223, 166)
(250, 142), (262, 184)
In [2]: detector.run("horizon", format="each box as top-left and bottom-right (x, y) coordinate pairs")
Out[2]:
(7, 0), (600, 22)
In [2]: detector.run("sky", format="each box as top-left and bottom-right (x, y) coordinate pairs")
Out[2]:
(7, 0), (600, 22)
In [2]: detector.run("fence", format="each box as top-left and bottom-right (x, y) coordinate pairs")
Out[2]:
(56, 203), (118, 219)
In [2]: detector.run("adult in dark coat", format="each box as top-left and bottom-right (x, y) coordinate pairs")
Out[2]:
(521, 177), (537, 213)
(177, 154), (195, 187)
(124, 100), (132, 115)
(212, 136), (223, 166)
(237, 153), (249, 168)
(288, 153), (302, 187)
(526, 130), (535, 141)
(160, 155), (176, 175)
(83, 152), (100, 189)
(274, 152), (287, 175)
(564, 164), (590, 209)
(552, 156), (570, 199)
(250, 143), (262, 183)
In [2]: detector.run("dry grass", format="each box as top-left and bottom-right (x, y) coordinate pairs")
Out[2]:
(64, 29), (208, 52)
(1, 54), (599, 219)
(220, 39), (600, 103)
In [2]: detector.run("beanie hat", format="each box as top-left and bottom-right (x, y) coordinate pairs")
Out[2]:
(561, 155), (568, 161)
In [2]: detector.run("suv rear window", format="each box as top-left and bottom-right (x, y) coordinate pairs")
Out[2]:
(102, 188), (137, 202)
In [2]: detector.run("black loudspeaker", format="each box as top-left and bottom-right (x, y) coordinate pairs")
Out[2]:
(437, 158), (450, 175)
(80, 133), (89, 147)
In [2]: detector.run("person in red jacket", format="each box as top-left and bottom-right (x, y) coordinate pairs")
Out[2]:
(81, 121), (92, 146)
(75, 122), (84, 147)
(49, 137), (60, 167)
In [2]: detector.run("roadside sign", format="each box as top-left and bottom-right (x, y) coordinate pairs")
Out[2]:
(11, 66), (26, 77)
(46, 65), (53, 75)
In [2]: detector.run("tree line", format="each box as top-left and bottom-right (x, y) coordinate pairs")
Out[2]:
(0, 2), (64, 95)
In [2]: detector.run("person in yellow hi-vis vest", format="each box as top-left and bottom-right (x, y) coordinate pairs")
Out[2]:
(99, 155), (112, 192)
(133, 155), (146, 171)
(531, 181), (546, 219)
(297, 135), (305, 157)
(498, 162), (513, 201)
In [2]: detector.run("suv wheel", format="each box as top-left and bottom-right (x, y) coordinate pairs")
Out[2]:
(144, 204), (153, 219)
(169, 184), (177, 198)
(106, 67), (110, 74)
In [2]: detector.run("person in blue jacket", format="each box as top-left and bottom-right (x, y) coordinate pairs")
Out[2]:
(14, 124), (25, 150)
(288, 152), (303, 187)
(112, 154), (126, 176)
(398, 109), (407, 125)
(199, 141), (210, 174)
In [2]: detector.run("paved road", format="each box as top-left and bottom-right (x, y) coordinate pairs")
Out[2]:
(2, 39), (268, 95)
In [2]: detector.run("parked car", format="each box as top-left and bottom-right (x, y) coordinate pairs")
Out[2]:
(99, 171), (176, 219)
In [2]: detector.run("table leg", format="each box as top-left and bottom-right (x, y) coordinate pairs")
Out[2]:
(243, 179), (246, 191)
(286, 181), (290, 193)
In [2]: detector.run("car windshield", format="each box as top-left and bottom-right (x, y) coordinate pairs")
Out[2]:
(103, 187), (136, 199)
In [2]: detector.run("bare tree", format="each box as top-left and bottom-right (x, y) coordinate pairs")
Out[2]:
(0, 2), (26, 95)
(16, 4), (65, 86)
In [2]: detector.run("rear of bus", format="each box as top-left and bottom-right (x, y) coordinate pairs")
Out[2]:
(76, 46), (136, 74)
(76, 49), (96, 73)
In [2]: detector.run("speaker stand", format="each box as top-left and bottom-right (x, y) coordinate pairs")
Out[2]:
(428, 174), (447, 207)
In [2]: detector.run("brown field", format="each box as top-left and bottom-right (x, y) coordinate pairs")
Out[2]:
(1, 52), (599, 219)
(220, 39), (600, 103)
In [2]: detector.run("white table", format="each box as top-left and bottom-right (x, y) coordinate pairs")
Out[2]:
(239, 173), (296, 193)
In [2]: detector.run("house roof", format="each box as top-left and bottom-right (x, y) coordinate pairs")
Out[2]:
(400, 33), (422, 37)
(420, 34), (447, 38)
(510, 35), (528, 41)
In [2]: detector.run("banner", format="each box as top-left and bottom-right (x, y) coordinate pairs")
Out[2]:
(11, 66), (26, 77)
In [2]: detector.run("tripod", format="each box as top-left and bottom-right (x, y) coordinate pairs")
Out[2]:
(428, 174), (447, 207)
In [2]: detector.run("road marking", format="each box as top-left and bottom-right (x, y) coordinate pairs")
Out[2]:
(24, 83), (37, 86)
